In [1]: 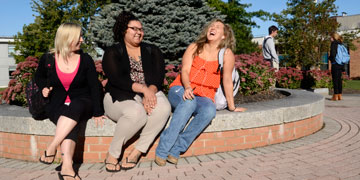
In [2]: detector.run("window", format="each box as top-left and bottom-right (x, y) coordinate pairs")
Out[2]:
(8, 66), (16, 79)
(8, 44), (15, 58)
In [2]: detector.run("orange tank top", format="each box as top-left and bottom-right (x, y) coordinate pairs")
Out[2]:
(170, 56), (220, 102)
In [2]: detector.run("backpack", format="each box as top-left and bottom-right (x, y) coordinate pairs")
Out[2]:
(25, 54), (54, 120)
(335, 44), (350, 65)
(262, 37), (274, 60)
(214, 48), (240, 110)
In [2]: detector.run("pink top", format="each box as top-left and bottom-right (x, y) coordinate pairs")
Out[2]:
(56, 58), (80, 103)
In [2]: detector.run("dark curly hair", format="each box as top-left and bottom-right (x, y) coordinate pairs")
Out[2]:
(113, 11), (139, 42)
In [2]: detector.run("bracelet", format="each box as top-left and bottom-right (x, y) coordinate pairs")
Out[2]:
(228, 107), (236, 112)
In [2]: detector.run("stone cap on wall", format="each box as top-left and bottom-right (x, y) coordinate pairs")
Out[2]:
(0, 89), (324, 136)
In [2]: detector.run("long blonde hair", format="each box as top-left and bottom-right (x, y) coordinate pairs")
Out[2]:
(193, 19), (236, 56)
(52, 23), (82, 61)
(331, 32), (343, 43)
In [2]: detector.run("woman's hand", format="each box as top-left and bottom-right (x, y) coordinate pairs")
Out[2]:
(143, 87), (157, 109)
(93, 115), (106, 128)
(183, 87), (195, 100)
(143, 101), (153, 115)
(42, 87), (53, 98)
(229, 107), (247, 112)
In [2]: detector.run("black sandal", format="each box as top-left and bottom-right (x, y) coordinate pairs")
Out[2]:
(39, 150), (57, 165)
(121, 157), (139, 170)
(58, 172), (81, 180)
(104, 159), (121, 172)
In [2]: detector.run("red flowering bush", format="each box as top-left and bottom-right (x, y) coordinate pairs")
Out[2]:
(0, 56), (39, 105)
(163, 64), (180, 94)
(235, 53), (276, 95)
(94, 60), (107, 88)
(275, 67), (304, 89)
(306, 69), (332, 89)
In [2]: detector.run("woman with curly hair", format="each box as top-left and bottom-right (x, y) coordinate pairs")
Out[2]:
(102, 11), (171, 172)
(155, 19), (246, 166)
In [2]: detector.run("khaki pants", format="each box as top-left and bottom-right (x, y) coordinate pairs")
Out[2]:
(271, 60), (279, 72)
(104, 92), (171, 158)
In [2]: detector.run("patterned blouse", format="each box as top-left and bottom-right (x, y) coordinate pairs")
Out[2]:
(129, 56), (145, 84)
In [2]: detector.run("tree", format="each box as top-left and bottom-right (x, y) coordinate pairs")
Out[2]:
(206, 0), (270, 54)
(13, 0), (111, 63)
(273, 0), (338, 68)
(88, 0), (224, 62)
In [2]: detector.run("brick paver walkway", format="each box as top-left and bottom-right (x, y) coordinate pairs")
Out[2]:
(1, 94), (360, 180)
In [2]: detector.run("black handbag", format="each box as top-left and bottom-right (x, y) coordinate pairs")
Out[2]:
(26, 55), (54, 120)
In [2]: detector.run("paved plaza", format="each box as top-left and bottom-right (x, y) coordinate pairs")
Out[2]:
(0, 94), (359, 180)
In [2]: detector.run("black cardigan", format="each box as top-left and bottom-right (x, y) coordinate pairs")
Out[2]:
(102, 41), (165, 102)
(34, 51), (104, 117)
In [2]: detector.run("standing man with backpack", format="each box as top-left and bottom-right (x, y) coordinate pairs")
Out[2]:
(262, 25), (279, 72)
(329, 32), (350, 101)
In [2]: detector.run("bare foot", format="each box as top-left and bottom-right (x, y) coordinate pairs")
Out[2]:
(121, 149), (141, 169)
(60, 166), (81, 180)
(104, 153), (120, 172)
(39, 146), (57, 164)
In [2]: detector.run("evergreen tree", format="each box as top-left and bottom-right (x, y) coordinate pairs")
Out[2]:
(273, 0), (338, 68)
(88, 0), (224, 62)
(13, 0), (111, 63)
(206, 0), (270, 54)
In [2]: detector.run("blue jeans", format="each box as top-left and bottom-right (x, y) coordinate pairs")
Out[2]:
(156, 86), (216, 159)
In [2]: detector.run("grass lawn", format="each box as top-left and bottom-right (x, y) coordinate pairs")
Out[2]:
(0, 88), (4, 98)
(344, 80), (360, 90)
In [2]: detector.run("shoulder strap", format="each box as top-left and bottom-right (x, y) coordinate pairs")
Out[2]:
(217, 48), (226, 72)
(45, 53), (55, 88)
(263, 37), (274, 59)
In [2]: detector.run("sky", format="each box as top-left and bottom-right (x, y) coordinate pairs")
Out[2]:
(0, 0), (359, 37)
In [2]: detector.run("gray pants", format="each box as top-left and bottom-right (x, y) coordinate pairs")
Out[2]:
(104, 92), (171, 158)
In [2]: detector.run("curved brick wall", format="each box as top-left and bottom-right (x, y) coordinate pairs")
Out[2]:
(0, 89), (324, 163)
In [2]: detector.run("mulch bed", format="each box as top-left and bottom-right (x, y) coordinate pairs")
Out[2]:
(234, 90), (288, 105)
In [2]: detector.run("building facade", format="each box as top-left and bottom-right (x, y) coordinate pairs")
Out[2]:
(336, 14), (360, 78)
(0, 37), (16, 87)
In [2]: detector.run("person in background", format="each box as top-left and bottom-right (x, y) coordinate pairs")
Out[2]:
(155, 19), (246, 166)
(262, 25), (279, 71)
(329, 32), (346, 101)
(102, 11), (171, 172)
(36, 23), (105, 180)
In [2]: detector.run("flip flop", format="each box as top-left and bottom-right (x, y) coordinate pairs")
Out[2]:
(39, 150), (57, 165)
(58, 172), (81, 180)
(121, 157), (139, 170)
(104, 159), (121, 172)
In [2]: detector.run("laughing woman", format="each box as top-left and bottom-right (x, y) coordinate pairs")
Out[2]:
(155, 19), (246, 166)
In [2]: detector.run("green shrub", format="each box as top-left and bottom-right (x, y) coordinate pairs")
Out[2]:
(235, 53), (276, 95)
(0, 56), (38, 105)
(275, 67), (303, 89)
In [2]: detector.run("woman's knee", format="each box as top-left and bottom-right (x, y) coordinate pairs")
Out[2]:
(155, 91), (172, 115)
(203, 105), (216, 119)
(122, 104), (147, 123)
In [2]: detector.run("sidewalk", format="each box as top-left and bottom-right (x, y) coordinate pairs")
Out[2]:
(1, 94), (360, 180)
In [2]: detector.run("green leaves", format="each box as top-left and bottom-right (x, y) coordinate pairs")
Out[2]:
(206, 0), (271, 54)
(14, 0), (111, 63)
(274, 0), (338, 68)
(88, 0), (223, 62)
